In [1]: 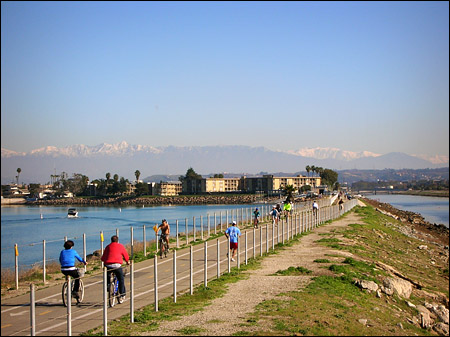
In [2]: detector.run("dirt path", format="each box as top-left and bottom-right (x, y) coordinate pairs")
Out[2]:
(142, 208), (366, 336)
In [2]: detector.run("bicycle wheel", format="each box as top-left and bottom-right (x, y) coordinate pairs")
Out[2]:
(108, 276), (117, 307)
(62, 281), (68, 307)
(77, 279), (84, 304)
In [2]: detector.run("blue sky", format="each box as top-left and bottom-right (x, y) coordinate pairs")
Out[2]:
(1, 1), (448, 157)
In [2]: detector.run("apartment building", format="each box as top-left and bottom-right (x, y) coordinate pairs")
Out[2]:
(203, 177), (243, 193)
(181, 175), (321, 194)
(158, 181), (182, 196)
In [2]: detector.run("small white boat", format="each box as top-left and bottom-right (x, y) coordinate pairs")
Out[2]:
(67, 208), (78, 218)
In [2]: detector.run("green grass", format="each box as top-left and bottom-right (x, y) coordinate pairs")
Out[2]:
(273, 266), (313, 276)
(313, 258), (331, 263)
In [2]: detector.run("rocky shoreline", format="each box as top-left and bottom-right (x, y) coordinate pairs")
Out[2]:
(361, 197), (449, 247)
(29, 194), (281, 206)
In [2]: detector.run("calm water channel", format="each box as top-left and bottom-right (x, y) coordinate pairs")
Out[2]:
(1, 203), (273, 270)
(364, 194), (449, 228)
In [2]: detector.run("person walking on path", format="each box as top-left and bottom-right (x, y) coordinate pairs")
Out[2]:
(101, 235), (130, 301)
(253, 208), (260, 228)
(225, 221), (241, 262)
(270, 206), (279, 226)
(59, 240), (87, 300)
(276, 204), (282, 222)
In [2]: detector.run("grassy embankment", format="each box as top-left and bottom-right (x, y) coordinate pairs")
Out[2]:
(393, 190), (449, 198)
(81, 203), (449, 336)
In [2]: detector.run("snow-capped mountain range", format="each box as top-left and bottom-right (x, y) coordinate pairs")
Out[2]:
(1, 142), (448, 184)
(2, 142), (447, 164)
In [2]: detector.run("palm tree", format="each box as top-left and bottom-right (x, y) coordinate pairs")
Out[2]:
(106, 172), (111, 184)
(311, 165), (316, 177)
(284, 184), (295, 203)
(316, 167), (323, 178)
(305, 165), (311, 178)
(135, 170), (141, 183)
(113, 174), (119, 182)
(16, 168), (21, 185)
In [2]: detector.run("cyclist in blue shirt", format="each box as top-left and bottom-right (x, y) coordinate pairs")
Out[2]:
(59, 240), (87, 300)
(225, 221), (241, 262)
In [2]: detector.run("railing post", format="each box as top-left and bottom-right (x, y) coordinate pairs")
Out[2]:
(83, 233), (87, 272)
(100, 232), (104, 268)
(43, 240), (46, 284)
(30, 284), (35, 336)
(266, 225), (269, 253)
(100, 231), (104, 255)
(143, 225), (146, 256)
(237, 235), (240, 269)
(130, 260), (134, 323)
(103, 268), (107, 336)
(272, 223), (275, 250)
(14, 244), (19, 290)
(130, 226), (134, 259)
(200, 215), (204, 240)
(227, 236), (231, 273)
(190, 245), (193, 295)
(260, 226), (263, 257)
(176, 220), (179, 248)
(217, 239), (220, 278)
(67, 276), (72, 336)
(154, 255), (158, 311)
(245, 231), (248, 265)
(185, 218), (188, 245)
(173, 250), (177, 303)
(193, 216), (196, 242)
(204, 241), (208, 287)
(253, 228), (256, 258)
(207, 214), (210, 238)
(214, 213), (217, 235)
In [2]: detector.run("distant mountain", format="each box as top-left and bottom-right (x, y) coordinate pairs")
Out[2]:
(1, 142), (447, 184)
(287, 147), (381, 161)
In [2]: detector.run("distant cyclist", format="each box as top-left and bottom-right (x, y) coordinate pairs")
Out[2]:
(283, 201), (292, 218)
(157, 219), (171, 253)
(253, 208), (260, 228)
(312, 201), (319, 216)
(101, 236), (130, 302)
(59, 240), (87, 301)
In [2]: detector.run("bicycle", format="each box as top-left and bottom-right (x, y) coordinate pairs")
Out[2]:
(62, 269), (85, 307)
(158, 233), (169, 258)
(108, 267), (127, 307)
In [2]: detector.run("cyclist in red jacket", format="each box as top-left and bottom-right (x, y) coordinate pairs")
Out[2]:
(101, 235), (130, 301)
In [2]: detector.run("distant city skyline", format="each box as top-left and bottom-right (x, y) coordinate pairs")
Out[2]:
(1, 1), (449, 158)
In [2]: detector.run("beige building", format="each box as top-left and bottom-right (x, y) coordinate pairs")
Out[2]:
(203, 177), (242, 193)
(158, 181), (182, 196)
(244, 175), (321, 193)
(181, 175), (321, 194)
